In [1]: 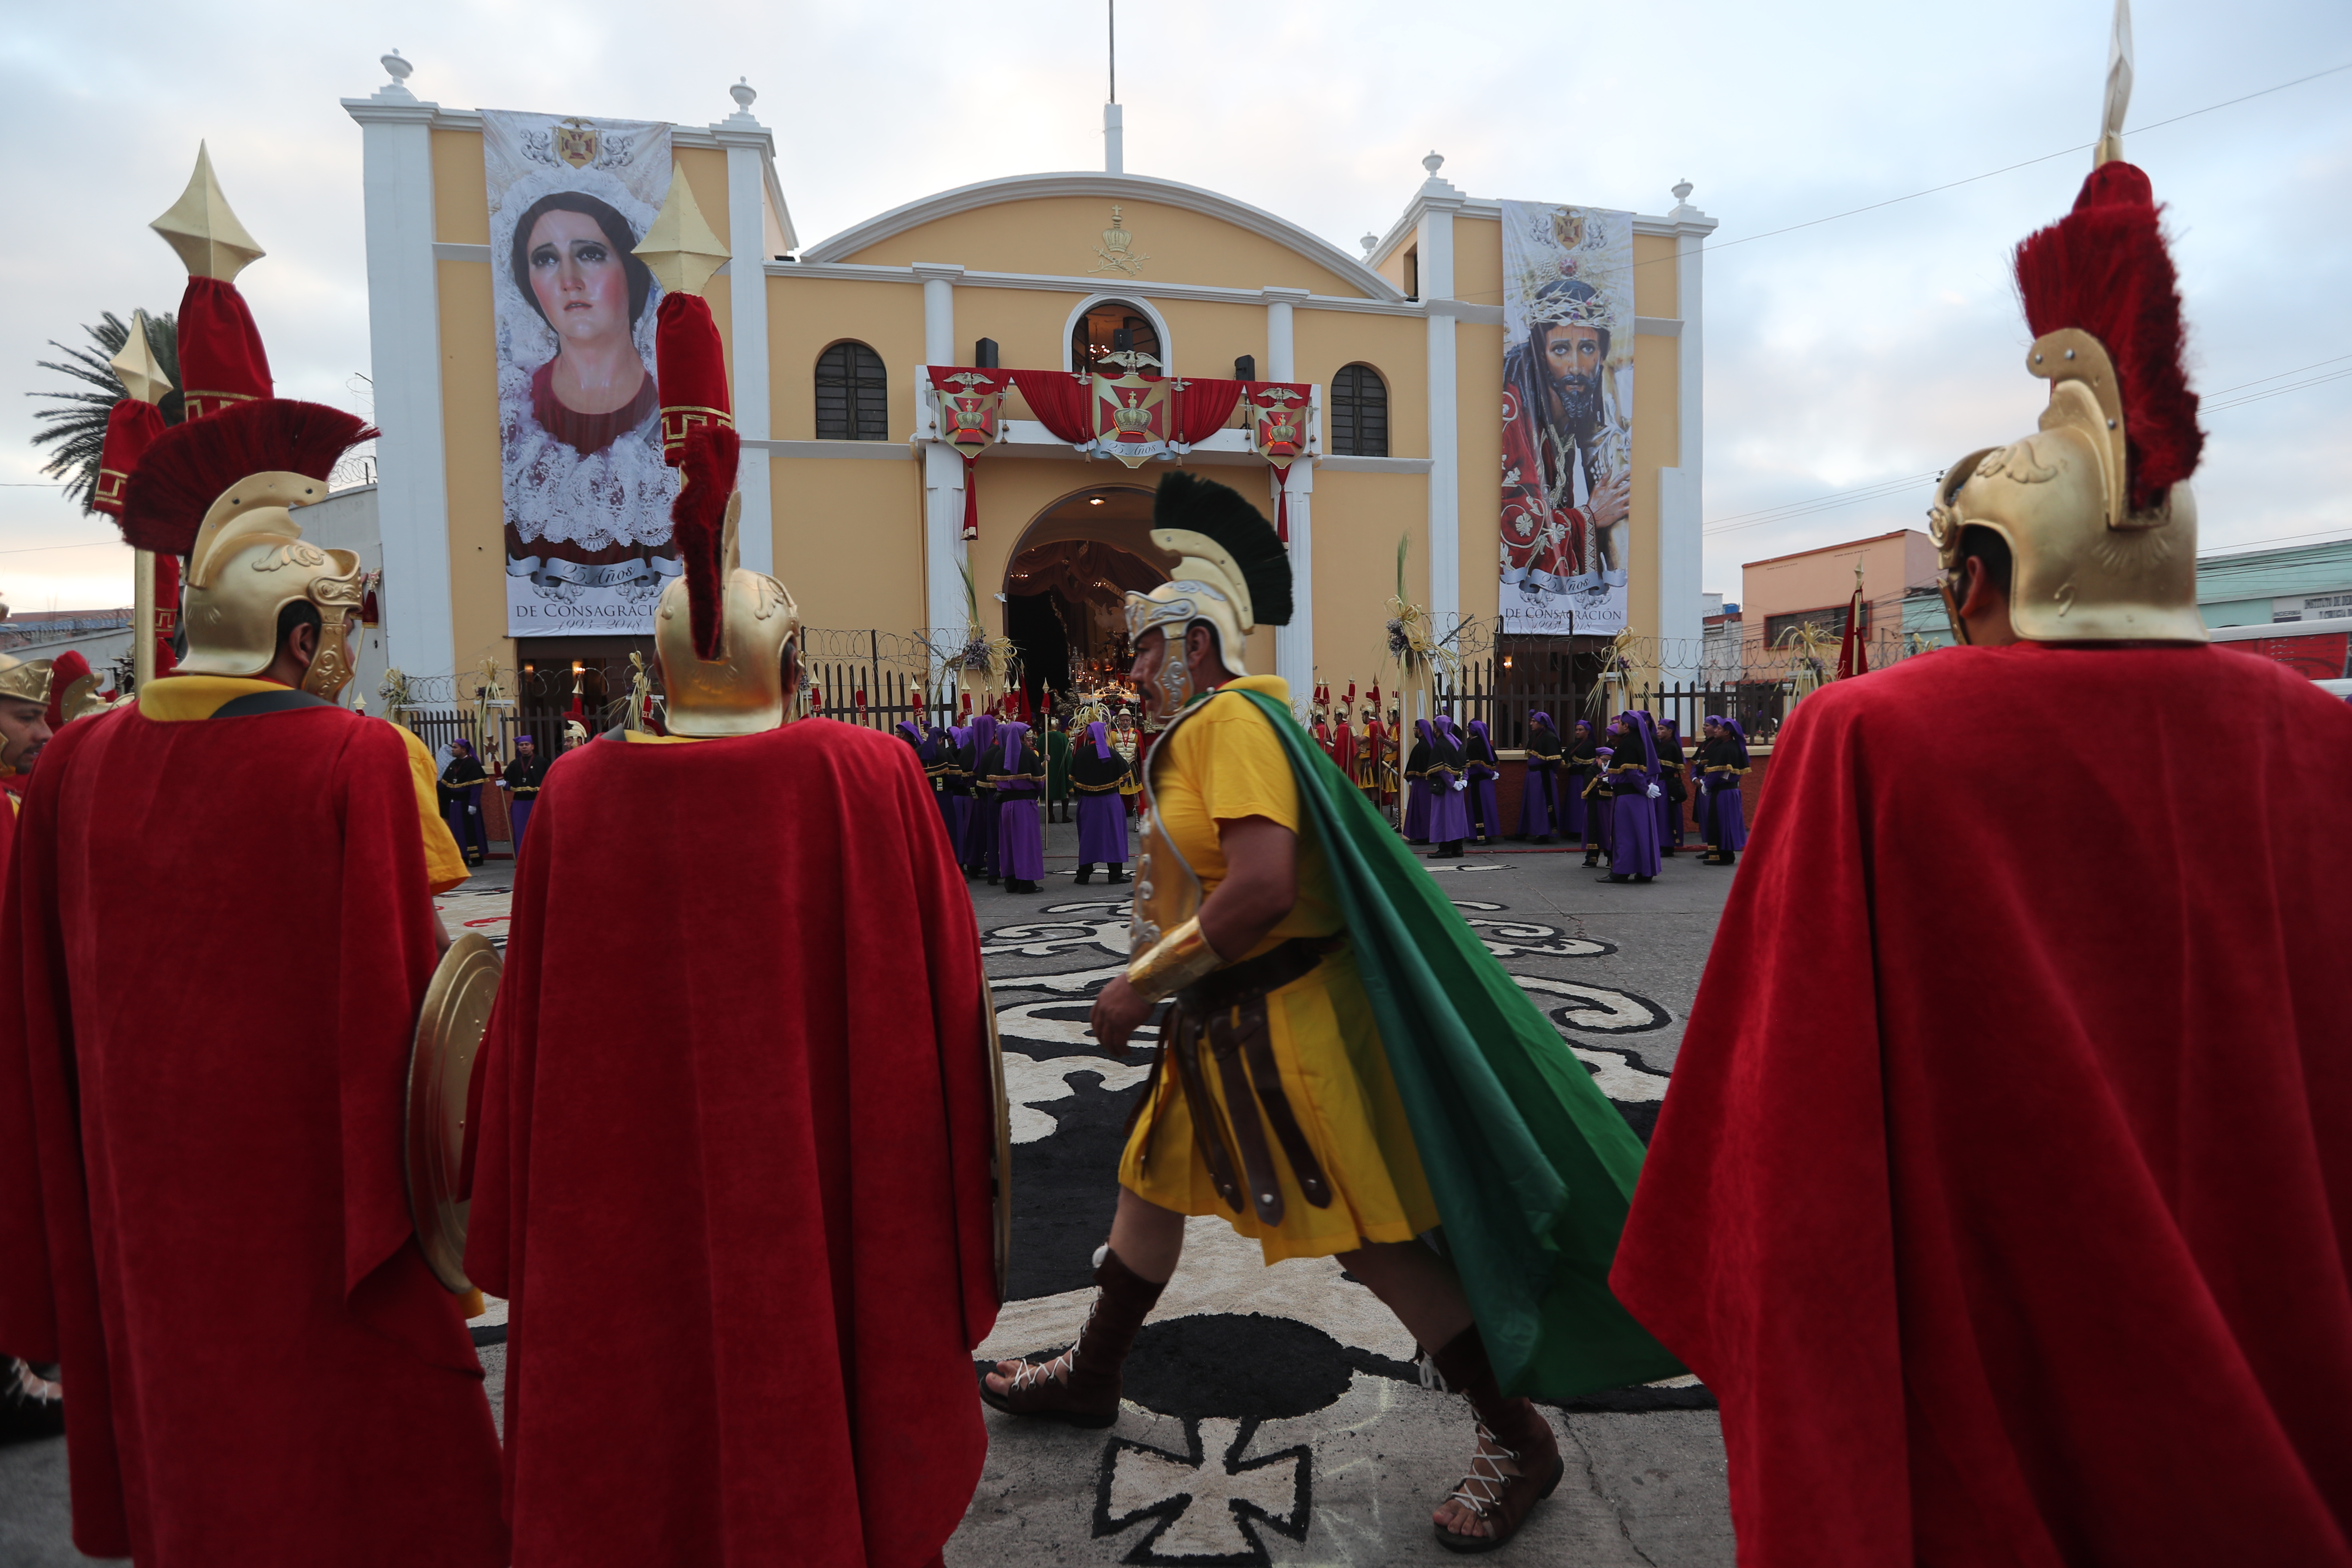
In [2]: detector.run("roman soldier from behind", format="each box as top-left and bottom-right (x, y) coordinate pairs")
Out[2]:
(0, 396), (504, 1566)
(462, 187), (1006, 1568)
(1612, 101), (2352, 1568)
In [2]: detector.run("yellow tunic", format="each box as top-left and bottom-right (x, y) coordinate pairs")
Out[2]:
(1117, 674), (1438, 1263)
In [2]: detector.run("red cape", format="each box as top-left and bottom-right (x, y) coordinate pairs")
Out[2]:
(1612, 643), (2352, 1566)
(465, 719), (999, 1568)
(0, 702), (505, 1565)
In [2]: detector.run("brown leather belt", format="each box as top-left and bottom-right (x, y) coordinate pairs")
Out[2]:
(1127, 936), (1339, 1226)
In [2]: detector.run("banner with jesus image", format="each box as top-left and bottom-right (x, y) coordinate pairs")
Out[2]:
(1498, 202), (1635, 636)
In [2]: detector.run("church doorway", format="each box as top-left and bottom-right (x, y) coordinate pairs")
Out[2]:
(1000, 484), (1167, 713)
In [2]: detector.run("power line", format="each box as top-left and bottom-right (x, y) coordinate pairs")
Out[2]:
(1453, 58), (2352, 300)
(2204, 366), (2352, 413)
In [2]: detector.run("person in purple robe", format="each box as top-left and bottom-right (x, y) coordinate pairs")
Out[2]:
(1698, 714), (1750, 866)
(1654, 718), (1690, 855)
(990, 719), (1047, 894)
(1562, 717), (1596, 846)
(1582, 739), (1616, 867)
(1426, 714), (1472, 860)
(1599, 711), (1662, 884)
(1462, 719), (1502, 845)
(1070, 720), (1133, 885)
(1403, 720), (1436, 843)
(1515, 711), (1562, 842)
(962, 713), (1002, 883)
(939, 724), (973, 862)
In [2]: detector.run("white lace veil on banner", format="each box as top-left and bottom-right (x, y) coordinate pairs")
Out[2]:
(482, 109), (679, 638)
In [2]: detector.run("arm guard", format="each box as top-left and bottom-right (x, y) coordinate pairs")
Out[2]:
(1124, 916), (1227, 1004)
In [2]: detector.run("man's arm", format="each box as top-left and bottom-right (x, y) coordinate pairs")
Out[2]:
(1089, 817), (1294, 1050)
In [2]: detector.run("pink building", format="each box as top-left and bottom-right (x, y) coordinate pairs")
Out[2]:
(1740, 529), (1941, 665)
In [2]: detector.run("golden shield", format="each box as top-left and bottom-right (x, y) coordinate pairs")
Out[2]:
(406, 934), (503, 1293)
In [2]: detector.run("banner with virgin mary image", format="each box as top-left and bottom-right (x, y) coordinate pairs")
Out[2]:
(484, 109), (678, 637)
(1498, 202), (1635, 636)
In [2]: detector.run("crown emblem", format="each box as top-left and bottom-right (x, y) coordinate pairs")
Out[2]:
(1090, 204), (1150, 276)
(554, 118), (600, 169)
(1112, 393), (1155, 434)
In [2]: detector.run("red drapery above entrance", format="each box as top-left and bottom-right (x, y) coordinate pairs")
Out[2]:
(1009, 371), (1093, 445)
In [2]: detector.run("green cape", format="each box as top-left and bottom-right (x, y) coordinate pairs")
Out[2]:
(1227, 686), (1682, 1397)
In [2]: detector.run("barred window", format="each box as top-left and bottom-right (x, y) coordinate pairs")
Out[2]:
(815, 341), (889, 441)
(1330, 363), (1388, 457)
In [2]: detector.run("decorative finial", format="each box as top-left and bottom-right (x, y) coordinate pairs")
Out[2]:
(632, 165), (730, 297)
(1422, 150), (1445, 177)
(1360, 232), (1378, 260)
(1672, 178), (1693, 203)
(150, 142), (266, 283)
(381, 49), (412, 84)
(730, 77), (756, 111)
(109, 310), (170, 406)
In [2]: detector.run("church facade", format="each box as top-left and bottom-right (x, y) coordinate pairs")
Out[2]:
(345, 70), (1714, 725)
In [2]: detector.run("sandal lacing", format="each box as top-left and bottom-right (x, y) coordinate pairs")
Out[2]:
(1446, 1418), (1520, 1528)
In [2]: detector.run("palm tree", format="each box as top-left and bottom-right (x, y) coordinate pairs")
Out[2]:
(28, 311), (183, 514)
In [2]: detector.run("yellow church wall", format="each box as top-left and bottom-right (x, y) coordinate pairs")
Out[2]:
(1311, 469), (1429, 695)
(956, 288), (1092, 383)
(768, 453), (925, 633)
(767, 273), (925, 441)
(1152, 296), (1267, 382)
(1454, 216), (1502, 309)
(833, 197), (1368, 300)
(1631, 232), (1678, 321)
(1293, 311), (1426, 459)
(433, 258), (507, 673)
(432, 130), (489, 244)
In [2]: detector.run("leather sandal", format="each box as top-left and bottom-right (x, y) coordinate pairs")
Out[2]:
(1428, 1327), (1566, 1555)
(978, 1248), (1164, 1429)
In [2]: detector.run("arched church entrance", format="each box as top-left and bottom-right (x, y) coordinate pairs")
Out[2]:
(1001, 484), (1167, 714)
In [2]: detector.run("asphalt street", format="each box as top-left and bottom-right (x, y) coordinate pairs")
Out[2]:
(0, 809), (1741, 1567)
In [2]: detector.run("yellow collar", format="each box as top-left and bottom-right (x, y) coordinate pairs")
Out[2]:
(620, 729), (711, 744)
(136, 676), (295, 723)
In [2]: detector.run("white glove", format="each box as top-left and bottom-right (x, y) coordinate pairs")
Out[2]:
(1645, 783), (1663, 799)
(1452, 779), (1468, 792)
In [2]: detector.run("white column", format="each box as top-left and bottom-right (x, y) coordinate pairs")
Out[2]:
(915, 262), (960, 368)
(1276, 458), (1314, 701)
(345, 76), (454, 680)
(715, 97), (774, 575)
(1104, 103), (1124, 175)
(1262, 286), (1306, 380)
(1416, 166), (1463, 625)
(1656, 185), (1714, 673)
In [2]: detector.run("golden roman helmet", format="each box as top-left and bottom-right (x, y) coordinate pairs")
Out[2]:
(1123, 472), (1292, 712)
(117, 400), (376, 699)
(653, 434), (802, 737)
(0, 656), (55, 708)
(1929, 155), (2207, 645)
(177, 473), (365, 695)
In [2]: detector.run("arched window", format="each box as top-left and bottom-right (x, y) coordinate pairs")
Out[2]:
(815, 341), (889, 441)
(1070, 300), (1163, 373)
(1330, 363), (1388, 456)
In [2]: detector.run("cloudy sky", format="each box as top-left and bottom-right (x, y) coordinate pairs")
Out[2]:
(3, 0), (2345, 612)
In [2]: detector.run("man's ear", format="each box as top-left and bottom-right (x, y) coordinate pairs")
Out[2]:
(288, 621), (322, 671)
(1956, 557), (1993, 619)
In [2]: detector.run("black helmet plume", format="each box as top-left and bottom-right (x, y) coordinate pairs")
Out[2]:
(1152, 472), (1292, 627)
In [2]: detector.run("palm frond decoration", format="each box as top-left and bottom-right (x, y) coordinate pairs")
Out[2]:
(1772, 621), (1841, 701)
(28, 311), (183, 513)
(1382, 532), (1458, 683)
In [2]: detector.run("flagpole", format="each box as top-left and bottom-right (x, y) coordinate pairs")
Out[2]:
(132, 549), (156, 689)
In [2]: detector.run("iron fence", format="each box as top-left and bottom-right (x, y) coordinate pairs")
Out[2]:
(1625, 680), (1800, 743)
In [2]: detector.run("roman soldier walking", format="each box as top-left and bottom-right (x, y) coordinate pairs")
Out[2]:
(982, 475), (1677, 1552)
